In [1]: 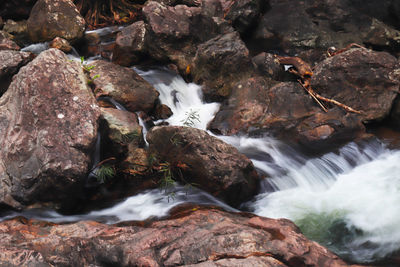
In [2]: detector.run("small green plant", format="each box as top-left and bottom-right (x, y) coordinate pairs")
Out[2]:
(95, 164), (115, 183)
(181, 109), (200, 127)
(158, 162), (176, 201)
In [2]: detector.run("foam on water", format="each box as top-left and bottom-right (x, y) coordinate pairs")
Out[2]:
(134, 67), (220, 130)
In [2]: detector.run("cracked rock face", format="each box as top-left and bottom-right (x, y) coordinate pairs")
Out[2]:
(0, 48), (100, 209)
(0, 207), (357, 267)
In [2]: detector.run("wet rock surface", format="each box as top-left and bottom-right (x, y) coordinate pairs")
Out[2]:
(0, 207), (359, 267)
(90, 60), (159, 113)
(147, 126), (261, 207)
(27, 0), (85, 43)
(0, 49), (100, 209)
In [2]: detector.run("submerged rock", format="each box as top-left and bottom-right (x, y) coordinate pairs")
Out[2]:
(0, 50), (34, 95)
(147, 126), (261, 207)
(0, 207), (359, 266)
(0, 48), (100, 209)
(27, 0), (86, 43)
(90, 60), (159, 114)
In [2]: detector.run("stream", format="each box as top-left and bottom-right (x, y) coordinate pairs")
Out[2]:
(3, 27), (400, 264)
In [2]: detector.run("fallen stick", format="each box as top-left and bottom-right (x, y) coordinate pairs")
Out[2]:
(298, 80), (328, 112)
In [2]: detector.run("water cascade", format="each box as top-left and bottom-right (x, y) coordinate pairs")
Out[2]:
(3, 44), (400, 264)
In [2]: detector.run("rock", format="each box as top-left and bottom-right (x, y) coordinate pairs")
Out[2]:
(209, 78), (366, 150)
(90, 60), (159, 114)
(0, 50), (34, 95)
(100, 107), (145, 155)
(0, 31), (20, 50)
(27, 0), (86, 43)
(147, 126), (261, 207)
(49, 37), (72, 53)
(0, 17), (3, 29)
(0, 48), (100, 209)
(0, 0), (36, 20)
(2, 19), (28, 45)
(142, 1), (231, 71)
(224, 0), (265, 34)
(311, 48), (400, 122)
(112, 21), (148, 66)
(295, 108), (365, 151)
(153, 103), (173, 120)
(0, 207), (359, 266)
(192, 31), (253, 101)
(252, 0), (400, 56)
(252, 52), (285, 80)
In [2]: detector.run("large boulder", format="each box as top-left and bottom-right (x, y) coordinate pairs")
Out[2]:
(0, 48), (100, 209)
(147, 126), (261, 207)
(224, 0), (265, 34)
(0, 207), (360, 266)
(3, 19), (29, 45)
(27, 0), (85, 43)
(209, 77), (365, 150)
(0, 50), (34, 95)
(192, 31), (254, 101)
(89, 60), (159, 114)
(311, 48), (400, 122)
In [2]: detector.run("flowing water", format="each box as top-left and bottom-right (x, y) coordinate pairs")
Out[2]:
(7, 39), (400, 264)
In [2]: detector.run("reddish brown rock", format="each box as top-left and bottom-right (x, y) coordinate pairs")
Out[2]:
(311, 48), (400, 122)
(49, 36), (72, 53)
(192, 31), (253, 101)
(209, 78), (365, 150)
(112, 20), (148, 66)
(0, 50), (34, 95)
(142, 1), (231, 72)
(0, 207), (359, 266)
(3, 19), (28, 45)
(27, 0), (85, 43)
(147, 126), (261, 207)
(0, 31), (20, 51)
(0, 48), (100, 209)
(90, 60), (159, 113)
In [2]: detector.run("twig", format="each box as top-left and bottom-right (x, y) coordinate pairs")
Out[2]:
(298, 80), (328, 112)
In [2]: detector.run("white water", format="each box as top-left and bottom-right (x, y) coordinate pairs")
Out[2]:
(1, 54), (399, 263)
(0, 185), (235, 224)
(134, 67), (220, 131)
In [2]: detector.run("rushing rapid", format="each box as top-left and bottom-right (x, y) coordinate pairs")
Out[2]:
(1, 61), (399, 263)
